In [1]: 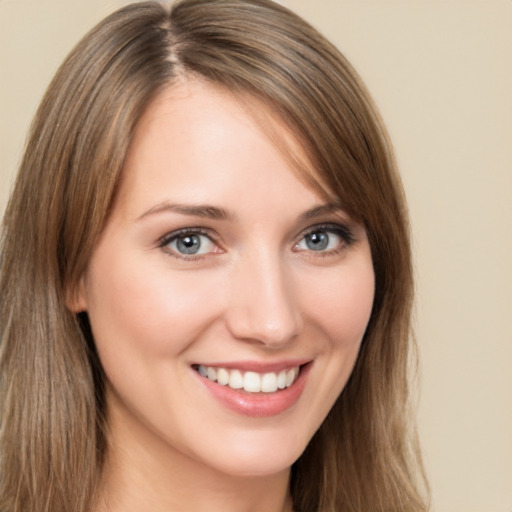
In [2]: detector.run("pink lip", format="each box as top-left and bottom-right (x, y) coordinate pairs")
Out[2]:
(193, 361), (312, 418)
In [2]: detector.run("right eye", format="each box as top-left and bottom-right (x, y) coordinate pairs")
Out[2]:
(160, 229), (220, 258)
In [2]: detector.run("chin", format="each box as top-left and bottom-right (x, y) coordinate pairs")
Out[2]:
(187, 424), (312, 479)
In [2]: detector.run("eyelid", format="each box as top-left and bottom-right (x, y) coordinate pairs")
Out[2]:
(157, 227), (223, 259)
(293, 222), (356, 253)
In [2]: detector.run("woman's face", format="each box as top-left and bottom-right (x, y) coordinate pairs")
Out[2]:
(73, 79), (375, 478)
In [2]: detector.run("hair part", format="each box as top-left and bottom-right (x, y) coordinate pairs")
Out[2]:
(0, 1), (429, 511)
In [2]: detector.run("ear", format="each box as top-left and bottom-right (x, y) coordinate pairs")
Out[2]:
(65, 275), (88, 313)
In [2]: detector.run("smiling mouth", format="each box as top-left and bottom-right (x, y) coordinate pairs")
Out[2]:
(193, 365), (301, 393)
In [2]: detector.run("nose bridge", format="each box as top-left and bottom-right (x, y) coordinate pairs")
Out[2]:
(226, 247), (302, 346)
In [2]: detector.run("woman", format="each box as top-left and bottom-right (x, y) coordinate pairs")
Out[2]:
(0, 1), (429, 511)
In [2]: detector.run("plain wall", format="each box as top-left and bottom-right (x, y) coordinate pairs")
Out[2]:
(1, 1), (511, 511)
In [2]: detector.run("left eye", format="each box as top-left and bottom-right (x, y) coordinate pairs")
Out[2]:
(295, 228), (345, 253)
(164, 231), (217, 256)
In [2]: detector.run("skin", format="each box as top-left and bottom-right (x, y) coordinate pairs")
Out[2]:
(71, 78), (375, 512)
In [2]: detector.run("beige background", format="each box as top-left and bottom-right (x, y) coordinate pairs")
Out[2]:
(1, 1), (511, 511)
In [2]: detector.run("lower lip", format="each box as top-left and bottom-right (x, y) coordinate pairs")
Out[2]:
(195, 363), (311, 418)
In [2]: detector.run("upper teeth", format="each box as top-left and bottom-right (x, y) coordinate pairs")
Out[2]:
(197, 365), (300, 393)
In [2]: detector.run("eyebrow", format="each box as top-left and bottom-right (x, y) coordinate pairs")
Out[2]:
(298, 202), (347, 221)
(137, 201), (346, 222)
(137, 202), (234, 221)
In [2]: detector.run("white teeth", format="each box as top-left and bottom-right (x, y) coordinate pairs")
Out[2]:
(243, 372), (261, 392)
(217, 368), (229, 386)
(206, 367), (217, 381)
(277, 370), (287, 389)
(286, 368), (297, 387)
(261, 372), (277, 393)
(197, 365), (301, 393)
(229, 369), (243, 389)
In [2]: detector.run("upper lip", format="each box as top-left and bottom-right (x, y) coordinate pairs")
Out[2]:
(192, 359), (311, 373)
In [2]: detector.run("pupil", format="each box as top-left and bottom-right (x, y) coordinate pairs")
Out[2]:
(306, 231), (328, 251)
(177, 234), (200, 254)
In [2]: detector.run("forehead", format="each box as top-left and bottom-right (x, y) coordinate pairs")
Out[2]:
(115, 78), (334, 212)
(110, 78), (331, 221)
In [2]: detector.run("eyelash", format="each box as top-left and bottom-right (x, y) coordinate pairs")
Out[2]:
(157, 223), (356, 261)
(157, 227), (220, 260)
(293, 223), (356, 257)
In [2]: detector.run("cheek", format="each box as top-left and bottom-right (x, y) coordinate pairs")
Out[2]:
(83, 251), (223, 363)
(301, 259), (375, 347)
(289, 256), (374, 437)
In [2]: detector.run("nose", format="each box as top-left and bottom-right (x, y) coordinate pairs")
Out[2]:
(225, 252), (303, 348)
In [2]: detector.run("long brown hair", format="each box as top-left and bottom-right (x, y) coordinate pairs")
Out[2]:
(0, 1), (429, 510)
